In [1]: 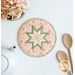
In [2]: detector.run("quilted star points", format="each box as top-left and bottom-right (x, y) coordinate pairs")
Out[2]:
(25, 25), (49, 50)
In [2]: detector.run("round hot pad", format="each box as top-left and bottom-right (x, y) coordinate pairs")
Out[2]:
(17, 18), (57, 57)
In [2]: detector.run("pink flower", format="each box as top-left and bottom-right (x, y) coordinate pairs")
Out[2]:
(17, 0), (22, 5)
(10, 1), (13, 4)
(1, 15), (7, 21)
(1, 0), (30, 20)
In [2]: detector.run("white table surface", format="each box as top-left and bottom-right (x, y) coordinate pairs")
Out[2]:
(1, 0), (73, 75)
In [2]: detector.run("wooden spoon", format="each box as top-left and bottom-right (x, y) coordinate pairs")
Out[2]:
(57, 51), (72, 75)
(63, 34), (73, 73)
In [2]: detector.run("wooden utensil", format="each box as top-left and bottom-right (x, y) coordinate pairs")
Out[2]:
(57, 51), (72, 75)
(63, 34), (73, 73)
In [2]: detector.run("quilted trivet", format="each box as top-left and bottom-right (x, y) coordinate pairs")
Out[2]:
(17, 18), (57, 57)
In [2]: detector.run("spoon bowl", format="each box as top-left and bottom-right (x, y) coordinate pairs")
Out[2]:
(57, 51), (68, 62)
(63, 34), (72, 49)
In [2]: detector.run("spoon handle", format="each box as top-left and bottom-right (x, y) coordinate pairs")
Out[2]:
(68, 48), (73, 73)
(69, 70), (73, 75)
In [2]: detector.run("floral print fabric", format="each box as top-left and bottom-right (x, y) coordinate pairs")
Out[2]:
(18, 18), (56, 57)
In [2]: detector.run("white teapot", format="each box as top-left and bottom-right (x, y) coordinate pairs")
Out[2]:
(1, 46), (21, 75)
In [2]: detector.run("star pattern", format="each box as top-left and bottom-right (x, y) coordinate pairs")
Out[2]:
(25, 25), (49, 50)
